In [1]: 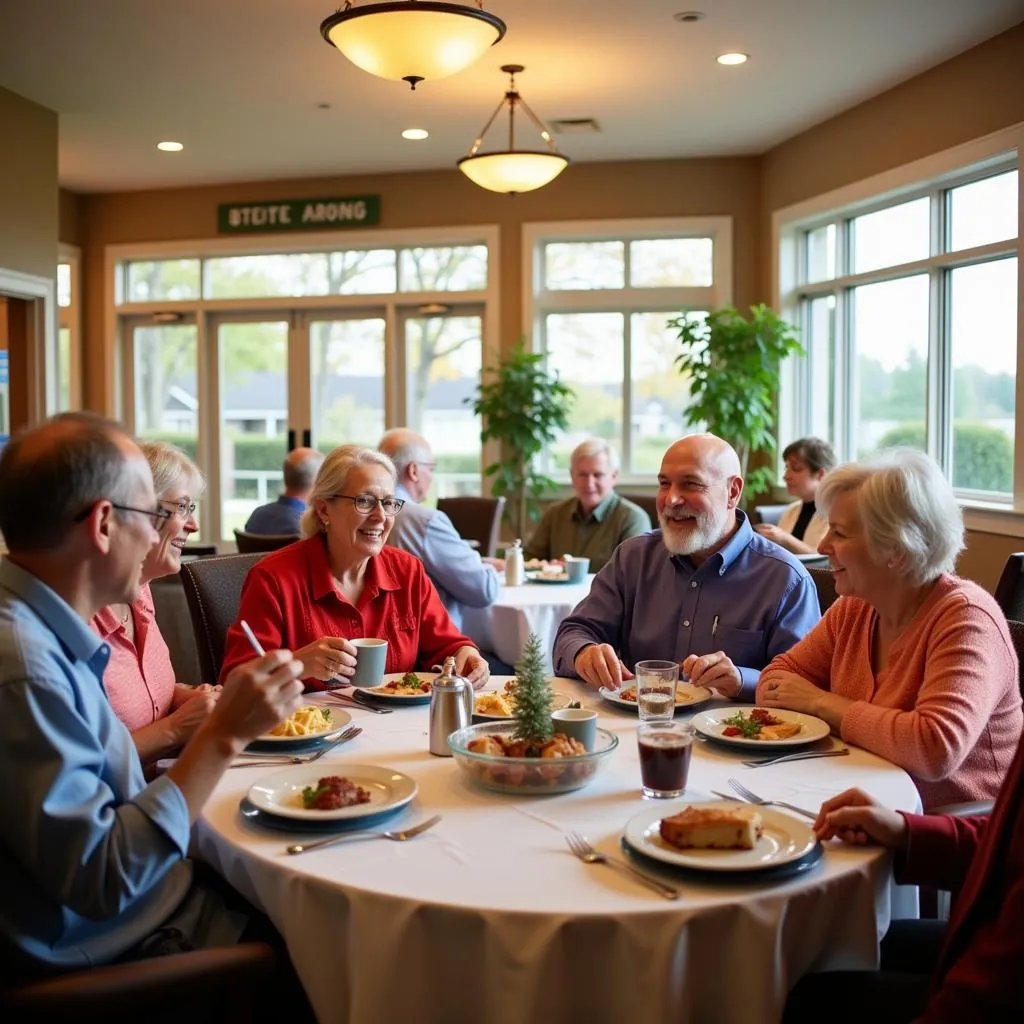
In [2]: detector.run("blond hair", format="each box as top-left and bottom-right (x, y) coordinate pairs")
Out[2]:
(299, 445), (396, 538)
(137, 440), (206, 499)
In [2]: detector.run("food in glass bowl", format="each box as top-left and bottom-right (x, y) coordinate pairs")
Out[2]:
(448, 721), (618, 794)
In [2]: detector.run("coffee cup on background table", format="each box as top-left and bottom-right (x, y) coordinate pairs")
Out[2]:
(551, 708), (598, 750)
(349, 638), (388, 688)
(564, 556), (590, 583)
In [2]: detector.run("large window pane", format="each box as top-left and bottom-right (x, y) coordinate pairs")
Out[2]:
(629, 239), (712, 287)
(133, 324), (199, 445)
(218, 321), (288, 540)
(405, 315), (482, 497)
(544, 242), (624, 290)
(126, 260), (201, 301)
(804, 296), (836, 442)
(545, 313), (623, 471)
(399, 246), (487, 291)
(311, 318), (386, 451)
(852, 275), (929, 456)
(949, 258), (1017, 494)
(631, 312), (698, 473)
(804, 224), (836, 283)
(851, 198), (930, 275)
(57, 263), (72, 307)
(948, 171), (1019, 252)
(205, 251), (396, 298)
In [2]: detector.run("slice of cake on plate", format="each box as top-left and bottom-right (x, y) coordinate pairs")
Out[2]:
(659, 805), (764, 850)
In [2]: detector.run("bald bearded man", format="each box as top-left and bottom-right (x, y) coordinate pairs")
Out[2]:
(553, 434), (821, 700)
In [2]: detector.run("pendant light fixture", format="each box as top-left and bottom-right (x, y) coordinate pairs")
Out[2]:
(457, 65), (569, 194)
(320, 2), (506, 90)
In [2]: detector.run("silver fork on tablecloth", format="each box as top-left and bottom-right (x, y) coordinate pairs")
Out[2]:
(726, 778), (817, 820)
(286, 815), (442, 855)
(564, 832), (679, 900)
(230, 726), (362, 768)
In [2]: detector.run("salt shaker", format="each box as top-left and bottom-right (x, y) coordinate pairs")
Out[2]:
(505, 538), (525, 586)
(429, 656), (473, 756)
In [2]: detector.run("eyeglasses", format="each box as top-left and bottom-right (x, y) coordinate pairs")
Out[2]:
(161, 499), (198, 519)
(332, 493), (405, 516)
(74, 502), (173, 531)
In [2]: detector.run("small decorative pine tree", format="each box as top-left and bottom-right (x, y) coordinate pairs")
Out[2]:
(512, 632), (554, 747)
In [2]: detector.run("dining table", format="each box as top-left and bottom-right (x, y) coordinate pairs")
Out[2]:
(195, 680), (921, 1024)
(462, 575), (594, 671)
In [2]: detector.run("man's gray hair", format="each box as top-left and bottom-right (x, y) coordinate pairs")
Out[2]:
(816, 448), (964, 586)
(0, 412), (137, 552)
(299, 445), (396, 538)
(284, 450), (324, 492)
(570, 437), (619, 472)
(378, 429), (432, 478)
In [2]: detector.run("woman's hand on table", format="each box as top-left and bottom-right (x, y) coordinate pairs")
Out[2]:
(574, 644), (634, 690)
(814, 788), (909, 850)
(295, 637), (357, 682)
(759, 671), (851, 730)
(454, 646), (490, 689)
(683, 651), (741, 698)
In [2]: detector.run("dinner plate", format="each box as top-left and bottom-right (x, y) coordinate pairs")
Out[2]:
(247, 763), (417, 823)
(359, 672), (436, 705)
(238, 797), (410, 834)
(598, 682), (713, 713)
(246, 705), (352, 752)
(622, 800), (819, 873)
(472, 689), (576, 721)
(525, 571), (572, 585)
(690, 705), (830, 749)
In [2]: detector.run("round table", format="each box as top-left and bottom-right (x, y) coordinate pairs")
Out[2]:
(196, 681), (921, 1024)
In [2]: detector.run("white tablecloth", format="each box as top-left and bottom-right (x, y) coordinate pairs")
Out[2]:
(196, 682), (921, 1024)
(462, 576), (593, 670)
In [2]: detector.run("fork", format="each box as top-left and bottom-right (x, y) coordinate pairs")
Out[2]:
(320, 690), (393, 715)
(564, 832), (680, 900)
(741, 748), (850, 769)
(286, 814), (442, 855)
(727, 778), (817, 820)
(230, 726), (362, 768)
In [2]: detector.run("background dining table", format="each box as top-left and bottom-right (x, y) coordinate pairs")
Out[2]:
(462, 575), (594, 671)
(196, 680), (921, 1024)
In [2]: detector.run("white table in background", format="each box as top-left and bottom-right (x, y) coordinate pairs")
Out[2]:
(462, 575), (594, 670)
(196, 681), (920, 1024)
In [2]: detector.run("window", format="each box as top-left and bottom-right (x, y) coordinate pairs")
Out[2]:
(782, 159), (1020, 502)
(527, 219), (732, 479)
(54, 248), (81, 412)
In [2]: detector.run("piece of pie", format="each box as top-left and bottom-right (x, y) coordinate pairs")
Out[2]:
(659, 805), (764, 850)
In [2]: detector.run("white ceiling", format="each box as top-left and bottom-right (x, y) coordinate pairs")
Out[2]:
(0, 0), (1021, 194)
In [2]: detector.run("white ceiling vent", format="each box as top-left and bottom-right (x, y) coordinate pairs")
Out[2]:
(549, 118), (601, 135)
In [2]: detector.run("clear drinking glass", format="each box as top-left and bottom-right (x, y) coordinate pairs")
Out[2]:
(634, 659), (679, 721)
(637, 720), (694, 799)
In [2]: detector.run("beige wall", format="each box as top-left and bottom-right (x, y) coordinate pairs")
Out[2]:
(0, 86), (57, 281)
(59, 188), (83, 248)
(76, 156), (761, 412)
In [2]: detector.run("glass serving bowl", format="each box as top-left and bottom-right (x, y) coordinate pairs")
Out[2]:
(448, 721), (619, 795)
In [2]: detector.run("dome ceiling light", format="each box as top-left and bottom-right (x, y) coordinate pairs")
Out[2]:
(457, 65), (569, 195)
(320, 2), (507, 90)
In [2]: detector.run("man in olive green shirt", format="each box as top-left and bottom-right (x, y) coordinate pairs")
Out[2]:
(524, 439), (650, 573)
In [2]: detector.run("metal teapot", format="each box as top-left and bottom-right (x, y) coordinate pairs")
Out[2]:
(428, 656), (473, 756)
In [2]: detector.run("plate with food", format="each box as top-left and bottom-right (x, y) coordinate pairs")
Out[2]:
(690, 706), (830, 748)
(473, 681), (578, 720)
(525, 569), (573, 584)
(623, 800), (818, 873)
(249, 704), (352, 748)
(360, 671), (436, 704)
(247, 763), (418, 822)
(523, 558), (563, 572)
(598, 682), (712, 713)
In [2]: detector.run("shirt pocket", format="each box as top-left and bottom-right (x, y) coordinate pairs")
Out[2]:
(713, 625), (767, 669)
(390, 615), (418, 636)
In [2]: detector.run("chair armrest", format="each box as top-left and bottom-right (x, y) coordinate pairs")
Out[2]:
(4, 942), (275, 1013)
(927, 800), (994, 817)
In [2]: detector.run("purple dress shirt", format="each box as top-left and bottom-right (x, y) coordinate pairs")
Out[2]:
(552, 510), (821, 700)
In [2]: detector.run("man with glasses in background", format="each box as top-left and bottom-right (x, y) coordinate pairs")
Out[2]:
(0, 413), (311, 1016)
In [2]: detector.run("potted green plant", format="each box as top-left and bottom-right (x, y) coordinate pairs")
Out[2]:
(470, 339), (574, 539)
(667, 304), (803, 497)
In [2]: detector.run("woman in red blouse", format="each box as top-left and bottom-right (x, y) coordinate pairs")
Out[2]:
(91, 440), (219, 766)
(221, 445), (489, 691)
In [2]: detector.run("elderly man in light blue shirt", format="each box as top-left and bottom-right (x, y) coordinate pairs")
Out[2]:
(554, 434), (821, 700)
(379, 428), (502, 631)
(0, 413), (304, 975)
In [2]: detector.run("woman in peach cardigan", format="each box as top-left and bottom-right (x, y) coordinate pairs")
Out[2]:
(757, 449), (1022, 810)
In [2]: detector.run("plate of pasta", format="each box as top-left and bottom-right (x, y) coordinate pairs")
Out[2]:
(360, 671), (436, 704)
(473, 682), (576, 720)
(255, 704), (352, 745)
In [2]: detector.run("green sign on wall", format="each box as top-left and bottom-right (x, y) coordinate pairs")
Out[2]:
(217, 195), (381, 234)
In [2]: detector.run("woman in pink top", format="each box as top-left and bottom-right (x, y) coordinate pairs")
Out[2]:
(758, 449), (1022, 809)
(91, 441), (219, 766)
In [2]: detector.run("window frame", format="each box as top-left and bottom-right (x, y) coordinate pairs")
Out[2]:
(773, 123), (1024, 535)
(55, 243), (82, 412)
(523, 217), (733, 484)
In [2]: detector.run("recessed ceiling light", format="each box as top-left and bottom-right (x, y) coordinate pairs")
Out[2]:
(673, 11), (705, 22)
(402, 128), (429, 140)
(717, 52), (749, 66)
(156, 140), (184, 152)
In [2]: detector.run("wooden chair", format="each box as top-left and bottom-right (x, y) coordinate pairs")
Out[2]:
(233, 529), (299, 554)
(620, 493), (658, 530)
(180, 553), (264, 682)
(993, 552), (1024, 621)
(1, 943), (275, 1024)
(436, 496), (506, 558)
(807, 566), (838, 614)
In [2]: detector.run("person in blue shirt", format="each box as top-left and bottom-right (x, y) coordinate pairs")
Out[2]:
(553, 434), (821, 700)
(244, 447), (324, 535)
(0, 413), (305, 982)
